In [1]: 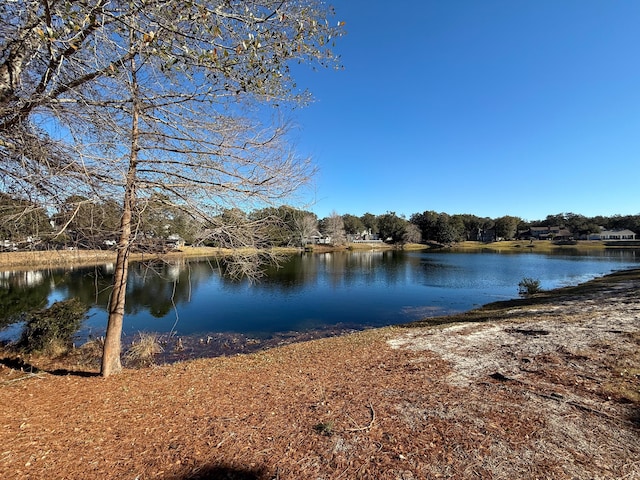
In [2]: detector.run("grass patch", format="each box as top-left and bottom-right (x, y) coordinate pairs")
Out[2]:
(75, 337), (105, 367)
(449, 240), (608, 253)
(0, 250), (118, 269)
(124, 332), (164, 367)
(0, 246), (303, 271)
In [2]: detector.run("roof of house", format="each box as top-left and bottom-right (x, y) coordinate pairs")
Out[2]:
(599, 229), (636, 235)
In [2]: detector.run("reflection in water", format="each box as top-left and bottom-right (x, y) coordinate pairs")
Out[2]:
(0, 250), (639, 344)
(0, 270), (44, 288)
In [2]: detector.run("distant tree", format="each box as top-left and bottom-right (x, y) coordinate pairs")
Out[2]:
(402, 223), (422, 244)
(133, 194), (202, 248)
(200, 207), (291, 255)
(454, 214), (474, 241)
(453, 214), (491, 241)
(410, 210), (438, 241)
(248, 206), (317, 247)
(293, 211), (318, 247)
(447, 215), (466, 242)
(557, 213), (600, 238)
(342, 214), (365, 235)
(378, 212), (407, 243)
(434, 215), (459, 244)
(579, 222), (602, 237)
(480, 218), (496, 241)
(321, 211), (346, 245)
(360, 212), (379, 236)
(608, 214), (640, 232)
(168, 211), (200, 245)
(410, 210), (462, 244)
(589, 215), (607, 228)
(53, 196), (121, 248)
(0, 193), (51, 245)
(249, 207), (294, 247)
(625, 215), (640, 232)
(543, 213), (566, 227)
(494, 216), (521, 240)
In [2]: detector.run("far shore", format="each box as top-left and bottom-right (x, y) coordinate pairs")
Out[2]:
(0, 239), (632, 270)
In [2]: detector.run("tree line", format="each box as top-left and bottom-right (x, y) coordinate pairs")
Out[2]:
(2, 193), (638, 250)
(325, 210), (640, 245)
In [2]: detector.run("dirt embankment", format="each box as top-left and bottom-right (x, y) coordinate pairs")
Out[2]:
(0, 269), (639, 479)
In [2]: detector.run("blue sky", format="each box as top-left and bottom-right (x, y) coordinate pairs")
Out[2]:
(293, 1), (640, 222)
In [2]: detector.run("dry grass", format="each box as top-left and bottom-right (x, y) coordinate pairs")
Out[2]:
(0, 246), (303, 270)
(450, 240), (608, 253)
(124, 332), (164, 367)
(39, 338), (71, 358)
(0, 249), (118, 269)
(75, 337), (105, 366)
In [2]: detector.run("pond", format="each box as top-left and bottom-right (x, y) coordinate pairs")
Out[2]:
(1, 249), (639, 357)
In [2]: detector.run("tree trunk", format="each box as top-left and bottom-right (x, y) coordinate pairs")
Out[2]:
(100, 39), (140, 377)
(100, 197), (133, 377)
(100, 162), (138, 379)
(100, 158), (137, 376)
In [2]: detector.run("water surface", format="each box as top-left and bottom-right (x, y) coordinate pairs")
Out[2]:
(1, 249), (638, 348)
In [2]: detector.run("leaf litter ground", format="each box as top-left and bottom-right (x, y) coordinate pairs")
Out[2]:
(0, 269), (639, 479)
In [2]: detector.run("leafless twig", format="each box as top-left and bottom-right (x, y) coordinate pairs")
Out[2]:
(345, 403), (376, 432)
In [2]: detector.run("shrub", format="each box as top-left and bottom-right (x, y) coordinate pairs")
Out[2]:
(18, 298), (88, 354)
(518, 277), (542, 296)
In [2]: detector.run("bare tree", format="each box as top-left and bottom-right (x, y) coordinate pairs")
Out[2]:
(0, 1), (342, 376)
(293, 210), (318, 247)
(322, 210), (346, 245)
(402, 223), (422, 245)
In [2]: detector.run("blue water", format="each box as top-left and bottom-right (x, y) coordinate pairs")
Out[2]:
(1, 249), (638, 342)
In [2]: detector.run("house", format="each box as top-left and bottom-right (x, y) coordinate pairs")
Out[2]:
(347, 229), (382, 244)
(526, 226), (571, 240)
(479, 228), (496, 242)
(0, 240), (17, 251)
(587, 229), (637, 241)
(305, 230), (332, 245)
(553, 228), (573, 241)
(166, 234), (186, 248)
(529, 226), (551, 239)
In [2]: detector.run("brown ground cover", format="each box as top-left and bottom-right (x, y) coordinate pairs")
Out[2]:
(0, 270), (639, 479)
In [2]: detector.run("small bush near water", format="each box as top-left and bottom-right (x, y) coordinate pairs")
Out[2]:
(17, 298), (88, 355)
(519, 277), (542, 296)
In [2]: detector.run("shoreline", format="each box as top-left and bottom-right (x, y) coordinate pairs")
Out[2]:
(0, 239), (632, 271)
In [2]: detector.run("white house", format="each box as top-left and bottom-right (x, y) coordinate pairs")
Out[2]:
(587, 229), (637, 241)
